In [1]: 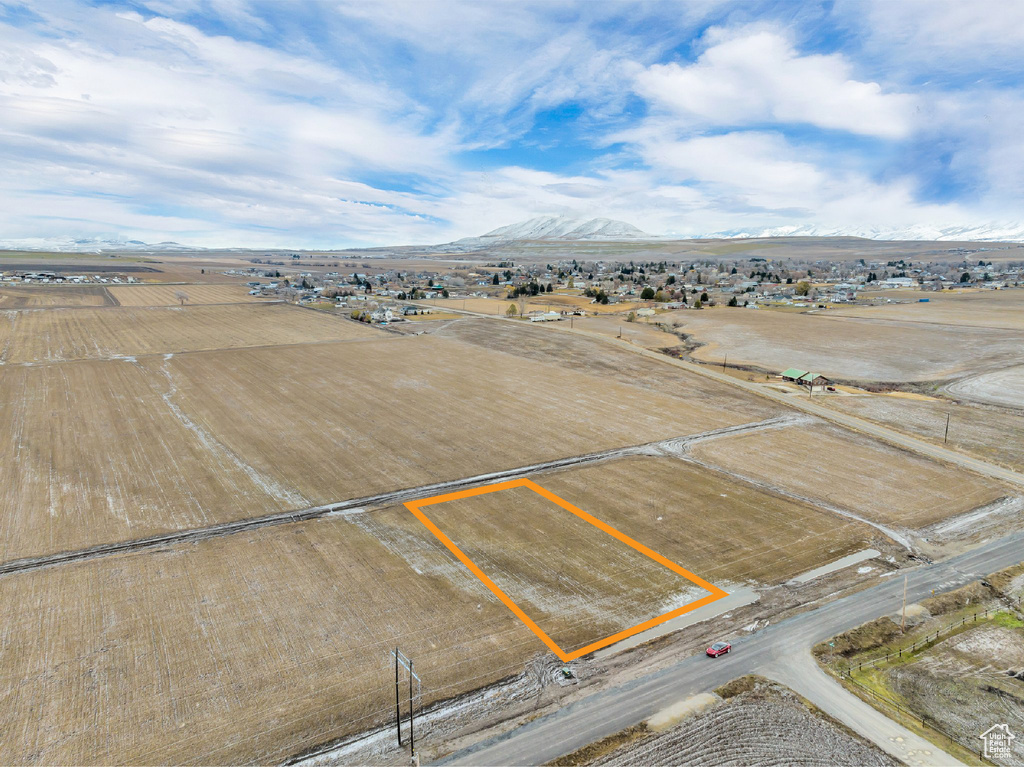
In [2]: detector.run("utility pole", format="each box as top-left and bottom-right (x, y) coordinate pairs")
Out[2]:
(944, 412), (951, 444)
(394, 647), (402, 747)
(901, 575), (908, 633)
(722, 354), (727, 372)
(409, 659), (415, 759)
(390, 648), (420, 760)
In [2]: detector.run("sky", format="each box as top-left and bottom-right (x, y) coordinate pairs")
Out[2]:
(1, 0), (1023, 248)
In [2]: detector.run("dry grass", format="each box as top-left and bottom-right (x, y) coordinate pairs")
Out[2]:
(571, 316), (682, 349)
(822, 395), (1024, 472)
(831, 289), (1024, 331)
(430, 295), (629, 315)
(591, 679), (896, 767)
(0, 519), (540, 766)
(0, 285), (112, 308)
(0, 303), (379, 363)
(108, 284), (266, 306)
(435, 319), (784, 421)
(373, 457), (874, 657)
(140, 336), (763, 510)
(0, 453), (877, 765)
(689, 423), (1008, 529)
(663, 306), (1024, 382)
(0, 332), (776, 561)
(0, 358), (298, 561)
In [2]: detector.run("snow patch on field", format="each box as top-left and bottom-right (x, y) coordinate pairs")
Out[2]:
(923, 496), (1024, 542)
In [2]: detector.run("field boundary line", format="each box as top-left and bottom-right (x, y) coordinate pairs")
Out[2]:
(0, 422), (784, 577)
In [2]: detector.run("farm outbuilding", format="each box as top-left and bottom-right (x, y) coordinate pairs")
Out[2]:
(800, 372), (829, 389)
(781, 368), (829, 389)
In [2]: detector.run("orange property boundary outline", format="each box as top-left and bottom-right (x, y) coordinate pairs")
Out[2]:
(404, 477), (728, 662)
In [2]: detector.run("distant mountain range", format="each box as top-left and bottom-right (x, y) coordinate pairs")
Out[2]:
(698, 222), (1024, 243)
(4, 216), (1024, 253)
(0, 236), (203, 253)
(469, 215), (651, 242)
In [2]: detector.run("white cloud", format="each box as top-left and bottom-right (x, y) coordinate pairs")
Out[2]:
(635, 28), (915, 138)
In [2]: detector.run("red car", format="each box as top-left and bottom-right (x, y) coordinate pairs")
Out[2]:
(706, 641), (731, 658)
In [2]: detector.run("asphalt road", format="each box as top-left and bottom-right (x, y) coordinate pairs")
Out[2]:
(442, 529), (1024, 766)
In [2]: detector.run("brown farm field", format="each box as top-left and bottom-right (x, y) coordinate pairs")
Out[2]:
(2, 284), (1015, 767)
(0, 302), (379, 363)
(571, 315), (682, 349)
(108, 283), (267, 306)
(0, 453), (879, 765)
(822, 395), (1024, 472)
(429, 294), (630, 315)
(0, 327), (789, 562)
(831, 289), (1024, 331)
(434, 319), (782, 420)
(665, 307), (1024, 382)
(0, 284), (113, 308)
(689, 423), (1009, 531)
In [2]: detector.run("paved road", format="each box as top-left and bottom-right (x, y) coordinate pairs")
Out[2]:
(442, 529), (1024, 766)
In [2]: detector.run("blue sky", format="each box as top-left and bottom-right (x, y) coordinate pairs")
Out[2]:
(1, 0), (1023, 247)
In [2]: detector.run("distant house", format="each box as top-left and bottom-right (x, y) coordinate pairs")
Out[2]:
(800, 372), (829, 389)
(882, 277), (915, 288)
(781, 368), (829, 389)
(529, 311), (562, 322)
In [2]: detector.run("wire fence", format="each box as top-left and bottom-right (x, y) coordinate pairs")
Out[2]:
(845, 598), (1021, 674)
(835, 599), (1024, 766)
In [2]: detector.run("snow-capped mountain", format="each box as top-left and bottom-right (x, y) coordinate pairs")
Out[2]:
(0, 236), (205, 253)
(695, 222), (1024, 242)
(456, 215), (651, 246)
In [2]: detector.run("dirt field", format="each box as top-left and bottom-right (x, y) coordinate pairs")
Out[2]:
(689, 423), (1009, 531)
(0, 452), (879, 765)
(832, 289), (1024, 331)
(946, 365), (1024, 410)
(403, 455), (876, 593)
(571, 315), (682, 349)
(434, 319), (783, 421)
(664, 307), (1024, 382)
(108, 283), (267, 306)
(0, 303), (379, 363)
(0, 284), (113, 308)
(429, 294), (630, 315)
(0, 519), (539, 766)
(0, 330), (785, 562)
(590, 679), (896, 766)
(823, 395), (1024, 472)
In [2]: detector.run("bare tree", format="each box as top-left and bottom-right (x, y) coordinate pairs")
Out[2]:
(174, 290), (189, 306)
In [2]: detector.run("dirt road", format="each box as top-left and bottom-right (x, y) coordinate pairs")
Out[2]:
(441, 529), (1024, 766)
